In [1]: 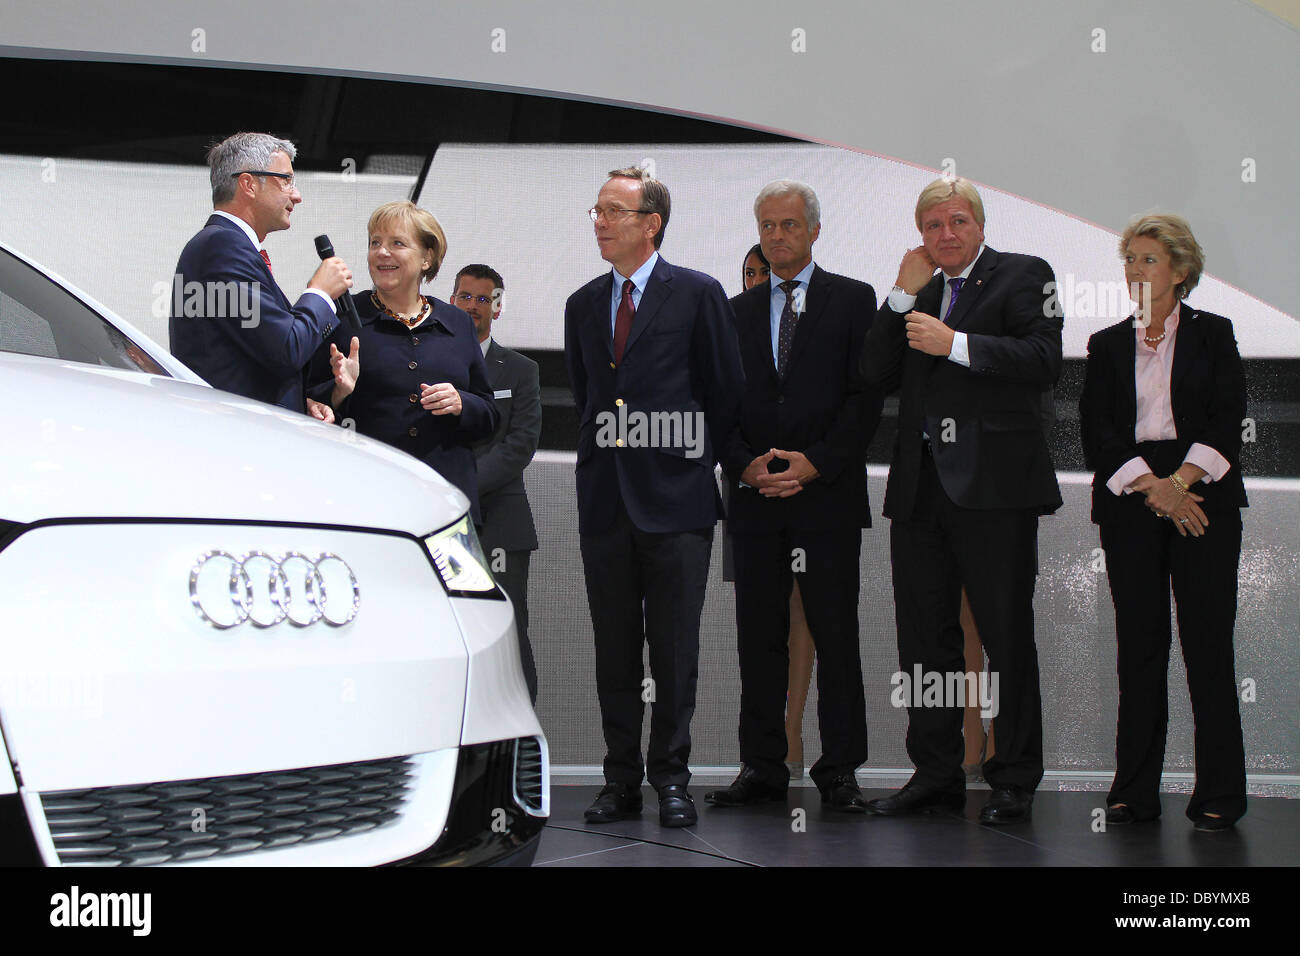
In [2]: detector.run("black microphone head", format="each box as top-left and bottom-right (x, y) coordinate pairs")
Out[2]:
(314, 234), (335, 259)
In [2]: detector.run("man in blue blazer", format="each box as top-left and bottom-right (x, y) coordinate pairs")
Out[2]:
(564, 166), (744, 828)
(169, 131), (353, 415)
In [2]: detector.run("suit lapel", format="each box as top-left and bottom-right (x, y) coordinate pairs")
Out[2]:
(213, 214), (299, 318)
(784, 265), (829, 372)
(622, 256), (673, 358)
(485, 340), (508, 389)
(915, 272), (945, 318)
(946, 247), (997, 332)
(589, 274), (614, 360)
(1170, 307), (1200, 399)
(1118, 317), (1138, 421)
(741, 281), (781, 385)
(210, 214), (277, 288)
(910, 273), (947, 376)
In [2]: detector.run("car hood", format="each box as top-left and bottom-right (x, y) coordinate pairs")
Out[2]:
(1, 353), (469, 534)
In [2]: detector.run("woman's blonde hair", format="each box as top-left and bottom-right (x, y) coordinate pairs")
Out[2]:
(1119, 213), (1204, 299)
(367, 200), (448, 283)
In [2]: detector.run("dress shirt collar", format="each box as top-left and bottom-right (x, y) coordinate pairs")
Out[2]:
(942, 244), (986, 281)
(770, 260), (816, 301)
(213, 210), (262, 254)
(1135, 301), (1181, 351)
(613, 251), (659, 296)
(480, 335), (493, 357)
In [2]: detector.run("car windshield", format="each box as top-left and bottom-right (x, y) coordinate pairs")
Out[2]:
(0, 247), (168, 375)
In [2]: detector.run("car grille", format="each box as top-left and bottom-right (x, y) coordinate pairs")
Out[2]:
(513, 736), (545, 815)
(40, 757), (412, 866)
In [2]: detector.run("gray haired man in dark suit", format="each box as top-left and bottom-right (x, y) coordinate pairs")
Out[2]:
(454, 263), (543, 703)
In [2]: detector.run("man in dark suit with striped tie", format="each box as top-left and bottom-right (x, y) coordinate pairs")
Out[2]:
(707, 180), (882, 813)
(169, 131), (352, 418)
(454, 263), (543, 705)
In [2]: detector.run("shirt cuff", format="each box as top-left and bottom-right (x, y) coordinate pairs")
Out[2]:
(1185, 443), (1231, 483)
(1107, 457), (1154, 496)
(947, 331), (970, 367)
(887, 288), (917, 313)
(303, 288), (338, 313)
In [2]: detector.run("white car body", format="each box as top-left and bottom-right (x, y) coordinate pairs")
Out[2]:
(0, 241), (547, 866)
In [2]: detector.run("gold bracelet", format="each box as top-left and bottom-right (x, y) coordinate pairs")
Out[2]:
(1169, 472), (1191, 494)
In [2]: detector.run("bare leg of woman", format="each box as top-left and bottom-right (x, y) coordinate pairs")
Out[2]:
(785, 580), (816, 778)
(960, 588), (993, 775)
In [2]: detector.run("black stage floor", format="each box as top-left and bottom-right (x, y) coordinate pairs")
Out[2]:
(535, 784), (1299, 867)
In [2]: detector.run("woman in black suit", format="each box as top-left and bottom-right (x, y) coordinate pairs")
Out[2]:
(318, 200), (498, 521)
(1080, 213), (1248, 831)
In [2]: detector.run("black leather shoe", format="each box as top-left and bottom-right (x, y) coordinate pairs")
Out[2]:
(584, 783), (643, 824)
(658, 785), (698, 827)
(1192, 812), (1235, 832)
(979, 786), (1033, 824)
(1105, 803), (1137, 825)
(866, 780), (965, 816)
(820, 774), (868, 813)
(704, 766), (787, 807)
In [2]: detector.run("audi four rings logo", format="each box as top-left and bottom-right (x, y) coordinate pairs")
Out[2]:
(189, 551), (360, 629)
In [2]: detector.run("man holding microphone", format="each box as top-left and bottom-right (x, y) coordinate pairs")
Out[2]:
(170, 131), (352, 419)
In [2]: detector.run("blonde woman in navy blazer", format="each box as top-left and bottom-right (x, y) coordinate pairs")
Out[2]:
(1080, 213), (1248, 832)
(316, 201), (498, 522)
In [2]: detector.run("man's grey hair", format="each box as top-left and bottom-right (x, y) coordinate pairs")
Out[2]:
(753, 179), (820, 230)
(208, 132), (297, 206)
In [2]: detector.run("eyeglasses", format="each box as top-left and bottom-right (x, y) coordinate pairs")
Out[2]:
(588, 205), (650, 223)
(233, 170), (296, 189)
(453, 292), (496, 306)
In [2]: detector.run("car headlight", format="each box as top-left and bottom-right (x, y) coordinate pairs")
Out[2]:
(423, 516), (504, 599)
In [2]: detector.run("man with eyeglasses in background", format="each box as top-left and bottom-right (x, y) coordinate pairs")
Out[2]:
(564, 166), (743, 828)
(452, 263), (542, 705)
(169, 131), (353, 418)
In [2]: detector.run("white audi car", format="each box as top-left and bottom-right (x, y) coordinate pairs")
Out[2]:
(0, 240), (547, 866)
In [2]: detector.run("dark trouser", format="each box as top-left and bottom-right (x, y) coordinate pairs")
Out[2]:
(495, 550), (537, 705)
(889, 449), (1044, 792)
(732, 524), (866, 791)
(1100, 498), (1247, 823)
(579, 499), (713, 790)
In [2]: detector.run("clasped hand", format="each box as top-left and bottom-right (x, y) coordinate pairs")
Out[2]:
(1130, 473), (1208, 538)
(420, 383), (462, 416)
(739, 449), (819, 498)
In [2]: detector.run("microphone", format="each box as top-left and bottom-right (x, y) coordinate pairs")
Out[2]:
(314, 234), (361, 331)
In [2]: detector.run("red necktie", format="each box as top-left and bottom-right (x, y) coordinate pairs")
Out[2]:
(259, 249), (273, 274)
(613, 279), (635, 364)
